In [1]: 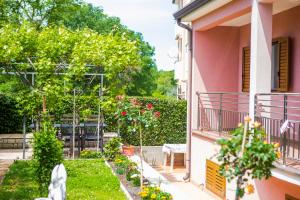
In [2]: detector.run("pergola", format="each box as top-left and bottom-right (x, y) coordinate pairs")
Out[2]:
(1, 61), (105, 159)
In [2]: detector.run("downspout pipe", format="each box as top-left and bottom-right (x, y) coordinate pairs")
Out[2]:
(176, 19), (192, 181)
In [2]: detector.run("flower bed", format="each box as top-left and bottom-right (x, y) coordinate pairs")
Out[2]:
(108, 154), (172, 200)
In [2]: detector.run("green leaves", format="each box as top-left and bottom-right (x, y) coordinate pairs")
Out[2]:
(32, 119), (63, 195)
(217, 122), (278, 198)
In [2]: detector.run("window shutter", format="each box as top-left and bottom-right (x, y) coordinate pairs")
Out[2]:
(206, 160), (226, 199)
(242, 47), (250, 92)
(277, 37), (290, 92)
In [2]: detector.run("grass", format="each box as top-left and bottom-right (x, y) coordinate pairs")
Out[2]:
(0, 159), (127, 200)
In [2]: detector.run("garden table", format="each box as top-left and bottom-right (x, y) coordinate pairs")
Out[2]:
(162, 144), (186, 171)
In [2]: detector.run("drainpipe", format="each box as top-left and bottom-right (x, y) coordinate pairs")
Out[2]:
(177, 19), (192, 181)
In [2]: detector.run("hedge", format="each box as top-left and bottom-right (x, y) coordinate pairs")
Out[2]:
(0, 93), (23, 133)
(105, 97), (187, 146)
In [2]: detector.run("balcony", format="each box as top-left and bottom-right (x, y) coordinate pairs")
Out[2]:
(196, 92), (249, 135)
(196, 92), (300, 168)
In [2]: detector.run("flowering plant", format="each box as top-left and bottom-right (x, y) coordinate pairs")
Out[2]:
(115, 95), (160, 189)
(115, 96), (160, 135)
(139, 185), (172, 200)
(217, 117), (279, 199)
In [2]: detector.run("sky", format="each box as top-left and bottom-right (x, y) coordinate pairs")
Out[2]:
(85, 0), (178, 71)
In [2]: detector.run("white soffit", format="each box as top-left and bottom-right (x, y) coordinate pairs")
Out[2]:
(220, 0), (300, 27)
(181, 0), (232, 22)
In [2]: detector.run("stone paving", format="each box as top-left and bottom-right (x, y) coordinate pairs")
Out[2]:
(130, 155), (218, 200)
(0, 159), (13, 184)
(0, 148), (33, 184)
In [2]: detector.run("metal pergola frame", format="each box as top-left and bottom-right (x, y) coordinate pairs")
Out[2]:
(1, 63), (105, 159)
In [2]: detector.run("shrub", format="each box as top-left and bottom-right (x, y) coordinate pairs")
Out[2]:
(0, 93), (22, 133)
(106, 97), (186, 146)
(104, 137), (122, 161)
(33, 119), (63, 195)
(80, 149), (102, 159)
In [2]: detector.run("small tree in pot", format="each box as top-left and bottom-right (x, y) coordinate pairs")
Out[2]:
(116, 95), (160, 189)
(217, 116), (280, 200)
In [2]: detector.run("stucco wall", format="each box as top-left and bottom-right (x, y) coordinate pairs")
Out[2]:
(190, 5), (300, 200)
(238, 5), (300, 93)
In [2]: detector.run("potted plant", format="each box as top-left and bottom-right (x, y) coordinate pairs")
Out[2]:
(217, 116), (280, 200)
(115, 96), (160, 189)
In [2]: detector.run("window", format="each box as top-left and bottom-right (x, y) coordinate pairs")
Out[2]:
(242, 37), (290, 92)
(271, 42), (280, 90)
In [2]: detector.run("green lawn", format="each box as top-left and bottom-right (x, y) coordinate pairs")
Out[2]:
(0, 159), (127, 200)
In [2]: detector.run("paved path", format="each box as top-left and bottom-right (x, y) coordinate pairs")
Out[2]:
(130, 155), (218, 200)
(0, 160), (13, 184)
(0, 149), (32, 160)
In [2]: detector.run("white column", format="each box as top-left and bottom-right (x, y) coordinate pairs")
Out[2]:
(249, 0), (273, 120)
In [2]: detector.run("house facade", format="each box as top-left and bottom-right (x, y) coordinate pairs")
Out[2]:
(172, 0), (192, 100)
(173, 0), (300, 199)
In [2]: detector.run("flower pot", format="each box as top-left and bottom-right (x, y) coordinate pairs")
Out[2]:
(122, 145), (135, 156)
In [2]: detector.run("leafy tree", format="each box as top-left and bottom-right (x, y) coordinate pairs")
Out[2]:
(0, 0), (81, 28)
(0, 1), (158, 96)
(0, 23), (141, 119)
(153, 70), (176, 98)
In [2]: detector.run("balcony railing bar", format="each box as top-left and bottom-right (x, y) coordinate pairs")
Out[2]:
(256, 99), (300, 104)
(255, 93), (300, 164)
(257, 93), (300, 96)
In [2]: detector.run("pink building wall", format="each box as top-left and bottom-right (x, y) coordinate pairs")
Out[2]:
(193, 26), (240, 93)
(255, 177), (300, 200)
(194, 5), (300, 94)
(190, 4), (300, 200)
(238, 5), (300, 93)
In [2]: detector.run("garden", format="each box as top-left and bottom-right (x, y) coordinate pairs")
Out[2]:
(0, 1), (186, 199)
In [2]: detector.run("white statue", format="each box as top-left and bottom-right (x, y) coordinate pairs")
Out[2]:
(35, 164), (67, 200)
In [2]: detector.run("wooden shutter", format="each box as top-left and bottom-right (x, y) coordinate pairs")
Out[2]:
(277, 37), (290, 92)
(285, 194), (300, 200)
(206, 160), (226, 199)
(242, 47), (250, 92)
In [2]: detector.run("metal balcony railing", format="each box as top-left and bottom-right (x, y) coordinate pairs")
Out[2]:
(255, 93), (300, 164)
(196, 92), (249, 135)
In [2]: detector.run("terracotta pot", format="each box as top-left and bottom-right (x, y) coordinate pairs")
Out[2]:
(122, 145), (135, 156)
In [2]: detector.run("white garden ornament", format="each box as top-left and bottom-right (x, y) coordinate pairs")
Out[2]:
(35, 164), (67, 200)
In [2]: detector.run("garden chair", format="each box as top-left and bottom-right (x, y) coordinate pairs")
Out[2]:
(35, 164), (67, 200)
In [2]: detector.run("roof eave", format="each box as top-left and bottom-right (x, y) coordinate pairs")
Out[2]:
(173, 0), (211, 20)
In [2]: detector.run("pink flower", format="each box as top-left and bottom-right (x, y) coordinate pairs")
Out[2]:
(130, 98), (140, 106)
(141, 109), (145, 114)
(121, 111), (127, 116)
(116, 95), (124, 101)
(146, 103), (153, 110)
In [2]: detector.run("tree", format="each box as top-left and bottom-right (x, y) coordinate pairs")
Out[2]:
(0, 1), (158, 96)
(0, 23), (141, 118)
(153, 70), (176, 98)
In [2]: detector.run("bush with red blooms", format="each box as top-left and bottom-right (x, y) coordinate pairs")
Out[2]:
(115, 95), (160, 189)
(115, 95), (160, 136)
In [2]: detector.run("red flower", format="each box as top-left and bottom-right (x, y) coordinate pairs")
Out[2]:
(154, 111), (160, 118)
(146, 103), (153, 110)
(121, 111), (127, 116)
